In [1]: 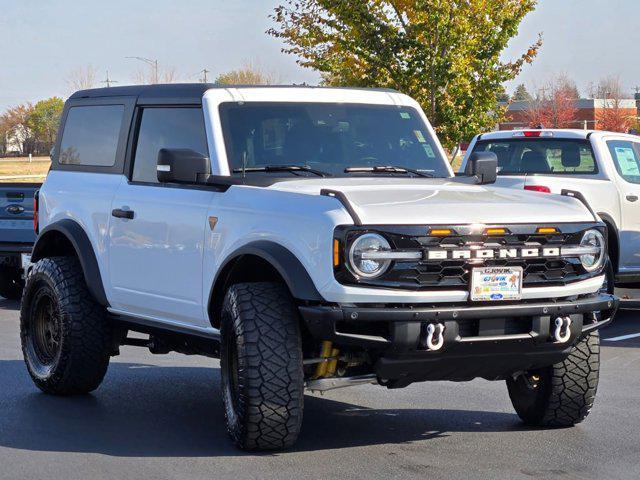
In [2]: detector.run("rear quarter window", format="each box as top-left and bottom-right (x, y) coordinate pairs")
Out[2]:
(474, 139), (597, 175)
(59, 105), (124, 167)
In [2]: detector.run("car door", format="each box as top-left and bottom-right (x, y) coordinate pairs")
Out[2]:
(604, 138), (640, 272)
(108, 106), (214, 328)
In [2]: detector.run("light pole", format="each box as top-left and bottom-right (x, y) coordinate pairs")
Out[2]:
(126, 56), (159, 84)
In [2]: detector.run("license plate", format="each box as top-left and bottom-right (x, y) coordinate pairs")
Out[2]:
(20, 253), (31, 271)
(470, 266), (523, 302)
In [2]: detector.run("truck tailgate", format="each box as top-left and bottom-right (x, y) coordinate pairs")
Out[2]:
(0, 183), (39, 246)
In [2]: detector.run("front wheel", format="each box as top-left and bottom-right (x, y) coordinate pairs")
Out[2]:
(507, 331), (600, 427)
(220, 282), (304, 451)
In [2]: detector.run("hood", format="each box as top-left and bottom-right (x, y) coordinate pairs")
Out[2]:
(268, 177), (595, 225)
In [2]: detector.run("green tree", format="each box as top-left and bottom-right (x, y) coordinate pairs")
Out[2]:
(512, 83), (533, 102)
(496, 86), (510, 103)
(27, 97), (64, 154)
(269, 0), (542, 147)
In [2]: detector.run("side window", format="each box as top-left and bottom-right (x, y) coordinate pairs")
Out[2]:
(59, 105), (124, 166)
(607, 140), (640, 184)
(132, 107), (209, 183)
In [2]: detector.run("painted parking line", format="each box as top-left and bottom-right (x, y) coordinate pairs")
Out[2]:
(604, 332), (640, 342)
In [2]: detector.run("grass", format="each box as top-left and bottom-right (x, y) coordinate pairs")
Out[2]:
(0, 157), (50, 182)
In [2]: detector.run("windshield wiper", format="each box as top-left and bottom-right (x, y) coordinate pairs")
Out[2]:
(232, 165), (331, 177)
(344, 165), (435, 178)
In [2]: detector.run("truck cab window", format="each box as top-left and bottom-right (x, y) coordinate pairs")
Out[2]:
(132, 107), (209, 183)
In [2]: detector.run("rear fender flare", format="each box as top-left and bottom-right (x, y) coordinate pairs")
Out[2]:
(31, 219), (108, 306)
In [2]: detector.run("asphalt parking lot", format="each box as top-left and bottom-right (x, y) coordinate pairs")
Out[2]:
(1, 298), (639, 480)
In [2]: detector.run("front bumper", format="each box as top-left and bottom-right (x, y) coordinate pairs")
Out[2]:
(299, 293), (618, 384)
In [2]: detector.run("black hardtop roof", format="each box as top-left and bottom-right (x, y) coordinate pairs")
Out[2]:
(68, 83), (399, 103)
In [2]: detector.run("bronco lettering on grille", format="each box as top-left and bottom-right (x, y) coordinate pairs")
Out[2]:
(425, 247), (560, 261)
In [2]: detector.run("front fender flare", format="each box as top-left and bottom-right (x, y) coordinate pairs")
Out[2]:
(31, 219), (109, 306)
(211, 240), (324, 304)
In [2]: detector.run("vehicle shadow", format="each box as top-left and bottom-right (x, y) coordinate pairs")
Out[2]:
(0, 297), (20, 311)
(0, 359), (528, 457)
(600, 309), (640, 349)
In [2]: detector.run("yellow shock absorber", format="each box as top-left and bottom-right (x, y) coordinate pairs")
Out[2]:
(326, 347), (340, 376)
(314, 341), (333, 378)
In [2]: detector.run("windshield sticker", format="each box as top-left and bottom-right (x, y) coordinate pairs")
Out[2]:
(615, 147), (640, 176)
(414, 130), (426, 143)
(400, 112), (411, 119)
(423, 144), (436, 158)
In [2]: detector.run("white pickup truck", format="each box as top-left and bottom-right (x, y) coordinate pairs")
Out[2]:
(462, 129), (640, 290)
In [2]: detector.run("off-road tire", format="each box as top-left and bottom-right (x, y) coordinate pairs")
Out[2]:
(20, 256), (112, 395)
(220, 282), (304, 451)
(507, 331), (600, 427)
(0, 266), (24, 300)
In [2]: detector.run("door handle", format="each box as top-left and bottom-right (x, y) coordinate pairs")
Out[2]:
(112, 208), (135, 219)
(626, 195), (638, 202)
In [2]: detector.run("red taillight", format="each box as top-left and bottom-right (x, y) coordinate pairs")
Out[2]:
(33, 190), (39, 234)
(513, 131), (554, 138)
(524, 185), (551, 194)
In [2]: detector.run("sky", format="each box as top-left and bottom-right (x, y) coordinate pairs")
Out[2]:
(0, 0), (639, 111)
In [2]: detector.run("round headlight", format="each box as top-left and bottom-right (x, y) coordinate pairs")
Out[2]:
(580, 229), (605, 272)
(348, 233), (392, 279)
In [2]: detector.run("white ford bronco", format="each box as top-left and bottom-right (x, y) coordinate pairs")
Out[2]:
(21, 85), (618, 451)
(462, 128), (640, 290)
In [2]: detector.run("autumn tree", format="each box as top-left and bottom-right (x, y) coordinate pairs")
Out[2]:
(27, 97), (64, 154)
(0, 103), (35, 154)
(214, 61), (280, 85)
(525, 76), (578, 128)
(512, 84), (533, 102)
(269, 0), (542, 147)
(592, 76), (634, 132)
(0, 117), (10, 155)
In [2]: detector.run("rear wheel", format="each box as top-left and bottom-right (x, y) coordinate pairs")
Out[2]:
(507, 332), (600, 427)
(220, 282), (304, 451)
(20, 256), (112, 395)
(0, 266), (24, 300)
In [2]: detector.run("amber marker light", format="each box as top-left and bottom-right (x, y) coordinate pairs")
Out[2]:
(333, 239), (341, 267)
(429, 228), (453, 236)
(485, 228), (507, 235)
(536, 227), (558, 234)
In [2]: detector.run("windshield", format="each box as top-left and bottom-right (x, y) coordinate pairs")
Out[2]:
(219, 102), (450, 177)
(473, 138), (597, 175)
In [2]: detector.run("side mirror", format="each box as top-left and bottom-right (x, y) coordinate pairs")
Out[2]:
(466, 151), (497, 185)
(157, 148), (211, 183)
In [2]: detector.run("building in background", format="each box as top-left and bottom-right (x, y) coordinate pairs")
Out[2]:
(499, 99), (638, 131)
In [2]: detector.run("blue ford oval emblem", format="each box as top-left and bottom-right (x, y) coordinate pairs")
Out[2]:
(6, 204), (24, 215)
(490, 293), (503, 300)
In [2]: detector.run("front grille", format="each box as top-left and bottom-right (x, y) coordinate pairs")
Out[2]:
(335, 224), (602, 291)
(388, 256), (583, 288)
